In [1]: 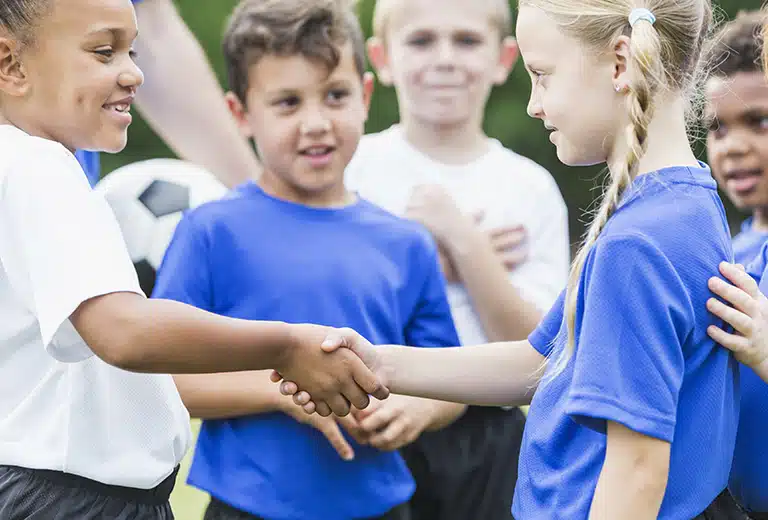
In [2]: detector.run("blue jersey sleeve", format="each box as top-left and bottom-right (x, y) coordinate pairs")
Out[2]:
(528, 289), (566, 357)
(403, 238), (460, 348)
(566, 235), (691, 443)
(152, 212), (213, 311)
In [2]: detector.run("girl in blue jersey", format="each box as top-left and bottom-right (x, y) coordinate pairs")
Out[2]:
(276, 1), (745, 519)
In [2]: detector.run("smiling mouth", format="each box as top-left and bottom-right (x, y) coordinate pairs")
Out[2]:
(300, 146), (335, 156)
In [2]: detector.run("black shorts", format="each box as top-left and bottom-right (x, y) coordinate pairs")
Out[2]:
(0, 465), (178, 519)
(399, 406), (526, 520)
(204, 496), (411, 520)
(692, 489), (751, 520)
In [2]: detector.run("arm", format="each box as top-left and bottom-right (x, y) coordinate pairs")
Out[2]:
(589, 421), (670, 520)
(133, 0), (260, 187)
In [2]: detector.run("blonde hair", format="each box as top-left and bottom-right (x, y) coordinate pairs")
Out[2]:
(520, 0), (713, 376)
(371, 0), (513, 41)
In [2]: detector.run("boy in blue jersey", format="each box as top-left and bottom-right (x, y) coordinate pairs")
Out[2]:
(707, 11), (768, 266)
(706, 12), (768, 519)
(151, 1), (465, 519)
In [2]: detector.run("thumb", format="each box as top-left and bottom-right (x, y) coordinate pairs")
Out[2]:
(316, 418), (355, 461)
(321, 334), (344, 353)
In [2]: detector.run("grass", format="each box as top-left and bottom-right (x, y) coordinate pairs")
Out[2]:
(170, 420), (209, 520)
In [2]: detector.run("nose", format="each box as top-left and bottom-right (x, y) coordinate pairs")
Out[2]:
(117, 56), (144, 92)
(435, 38), (456, 68)
(720, 127), (751, 157)
(527, 87), (543, 119)
(300, 106), (332, 136)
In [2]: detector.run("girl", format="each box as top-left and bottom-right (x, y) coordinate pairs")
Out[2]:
(0, 0), (385, 518)
(277, 1), (747, 518)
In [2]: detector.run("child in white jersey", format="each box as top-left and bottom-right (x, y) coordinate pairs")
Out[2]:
(0, 0), (385, 518)
(344, 0), (568, 518)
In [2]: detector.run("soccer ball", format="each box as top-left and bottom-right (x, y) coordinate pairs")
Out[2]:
(96, 159), (228, 297)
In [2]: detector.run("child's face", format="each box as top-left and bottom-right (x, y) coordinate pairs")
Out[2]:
(369, 0), (517, 129)
(706, 72), (768, 212)
(228, 43), (373, 206)
(3, 0), (143, 153)
(516, 6), (623, 167)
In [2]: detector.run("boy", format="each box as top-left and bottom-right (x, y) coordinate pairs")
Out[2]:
(344, 0), (569, 518)
(152, 1), (465, 519)
(706, 11), (768, 518)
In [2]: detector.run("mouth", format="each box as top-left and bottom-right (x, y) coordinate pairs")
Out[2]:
(724, 168), (764, 196)
(299, 145), (336, 167)
(102, 95), (135, 117)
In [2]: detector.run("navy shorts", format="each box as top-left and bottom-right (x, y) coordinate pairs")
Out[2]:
(0, 465), (178, 519)
(203, 496), (411, 520)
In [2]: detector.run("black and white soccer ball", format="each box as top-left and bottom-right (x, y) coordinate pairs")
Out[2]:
(96, 159), (228, 296)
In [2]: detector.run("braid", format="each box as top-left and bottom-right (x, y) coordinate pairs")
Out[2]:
(551, 12), (664, 378)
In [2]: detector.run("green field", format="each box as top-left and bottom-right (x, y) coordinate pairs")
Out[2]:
(170, 420), (209, 520)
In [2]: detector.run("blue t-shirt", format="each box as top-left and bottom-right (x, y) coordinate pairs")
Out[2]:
(152, 182), (460, 520)
(513, 165), (739, 520)
(732, 217), (768, 266)
(728, 244), (768, 513)
(76, 0), (142, 187)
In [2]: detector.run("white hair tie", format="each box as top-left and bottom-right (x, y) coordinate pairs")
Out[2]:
(629, 8), (656, 28)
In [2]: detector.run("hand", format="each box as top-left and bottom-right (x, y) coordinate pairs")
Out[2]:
(279, 397), (356, 461)
(272, 327), (387, 416)
(486, 224), (528, 271)
(351, 394), (434, 451)
(707, 262), (768, 371)
(406, 185), (472, 247)
(274, 324), (388, 417)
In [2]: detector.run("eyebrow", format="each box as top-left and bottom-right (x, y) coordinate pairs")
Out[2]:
(85, 27), (138, 40)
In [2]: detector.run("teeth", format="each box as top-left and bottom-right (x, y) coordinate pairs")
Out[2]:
(305, 148), (330, 156)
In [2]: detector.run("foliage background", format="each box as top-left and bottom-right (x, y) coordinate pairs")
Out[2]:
(108, 1), (763, 516)
(107, 0), (766, 248)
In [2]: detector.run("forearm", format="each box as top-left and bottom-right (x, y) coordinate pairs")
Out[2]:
(133, 0), (260, 187)
(447, 229), (541, 342)
(589, 423), (670, 520)
(72, 292), (294, 374)
(379, 341), (543, 407)
(425, 400), (466, 431)
(174, 370), (287, 419)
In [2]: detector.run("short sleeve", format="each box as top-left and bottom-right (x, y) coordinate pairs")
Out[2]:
(0, 143), (142, 362)
(527, 289), (565, 357)
(151, 212), (212, 310)
(748, 242), (768, 286)
(404, 236), (461, 348)
(566, 235), (690, 442)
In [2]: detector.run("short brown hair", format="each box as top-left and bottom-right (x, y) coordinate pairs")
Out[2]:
(0, 0), (51, 48)
(707, 10), (765, 77)
(223, 0), (367, 105)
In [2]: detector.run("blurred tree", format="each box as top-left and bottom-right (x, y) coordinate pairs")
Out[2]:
(107, 0), (765, 247)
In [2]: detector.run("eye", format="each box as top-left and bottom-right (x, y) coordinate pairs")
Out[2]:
(274, 95), (300, 109)
(94, 48), (114, 59)
(455, 33), (483, 47)
(327, 88), (350, 104)
(708, 119), (726, 139)
(129, 48), (138, 60)
(406, 34), (433, 47)
(747, 115), (768, 132)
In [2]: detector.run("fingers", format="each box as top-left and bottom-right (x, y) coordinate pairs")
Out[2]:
(488, 225), (526, 247)
(369, 420), (409, 451)
(340, 379), (371, 410)
(708, 277), (757, 315)
(321, 334), (344, 353)
(314, 401), (332, 417)
(315, 418), (355, 461)
(707, 297), (753, 336)
(336, 414), (370, 445)
(270, 370), (283, 383)
(707, 325), (751, 354)
(280, 381), (298, 395)
(352, 360), (389, 401)
(302, 401), (316, 414)
(719, 262), (760, 298)
(327, 394), (352, 417)
(499, 247), (529, 270)
(358, 405), (397, 433)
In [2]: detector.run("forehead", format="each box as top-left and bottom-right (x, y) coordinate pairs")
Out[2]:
(388, 0), (504, 35)
(706, 72), (768, 117)
(516, 5), (573, 64)
(247, 42), (359, 93)
(44, 0), (137, 37)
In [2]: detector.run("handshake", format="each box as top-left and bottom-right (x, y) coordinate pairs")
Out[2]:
(270, 324), (388, 418)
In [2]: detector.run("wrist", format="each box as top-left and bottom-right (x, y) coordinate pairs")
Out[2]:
(754, 356), (768, 382)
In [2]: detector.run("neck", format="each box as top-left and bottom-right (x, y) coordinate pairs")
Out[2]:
(608, 94), (699, 179)
(401, 116), (489, 165)
(257, 172), (355, 209)
(752, 209), (768, 232)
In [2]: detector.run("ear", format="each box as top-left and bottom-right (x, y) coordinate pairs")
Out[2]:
(611, 35), (632, 92)
(361, 71), (375, 121)
(225, 91), (254, 139)
(493, 36), (519, 85)
(0, 37), (29, 97)
(366, 36), (393, 86)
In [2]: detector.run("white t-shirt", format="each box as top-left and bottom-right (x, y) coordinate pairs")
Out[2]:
(0, 125), (190, 489)
(346, 125), (569, 345)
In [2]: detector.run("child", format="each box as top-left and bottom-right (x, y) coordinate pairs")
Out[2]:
(706, 11), (768, 267)
(151, 1), (465, 519)
(344, 0), (569, 517)
(704, 13), (768, 519)
(278, 1), (748, 518)
(0, 0), (386, 518)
